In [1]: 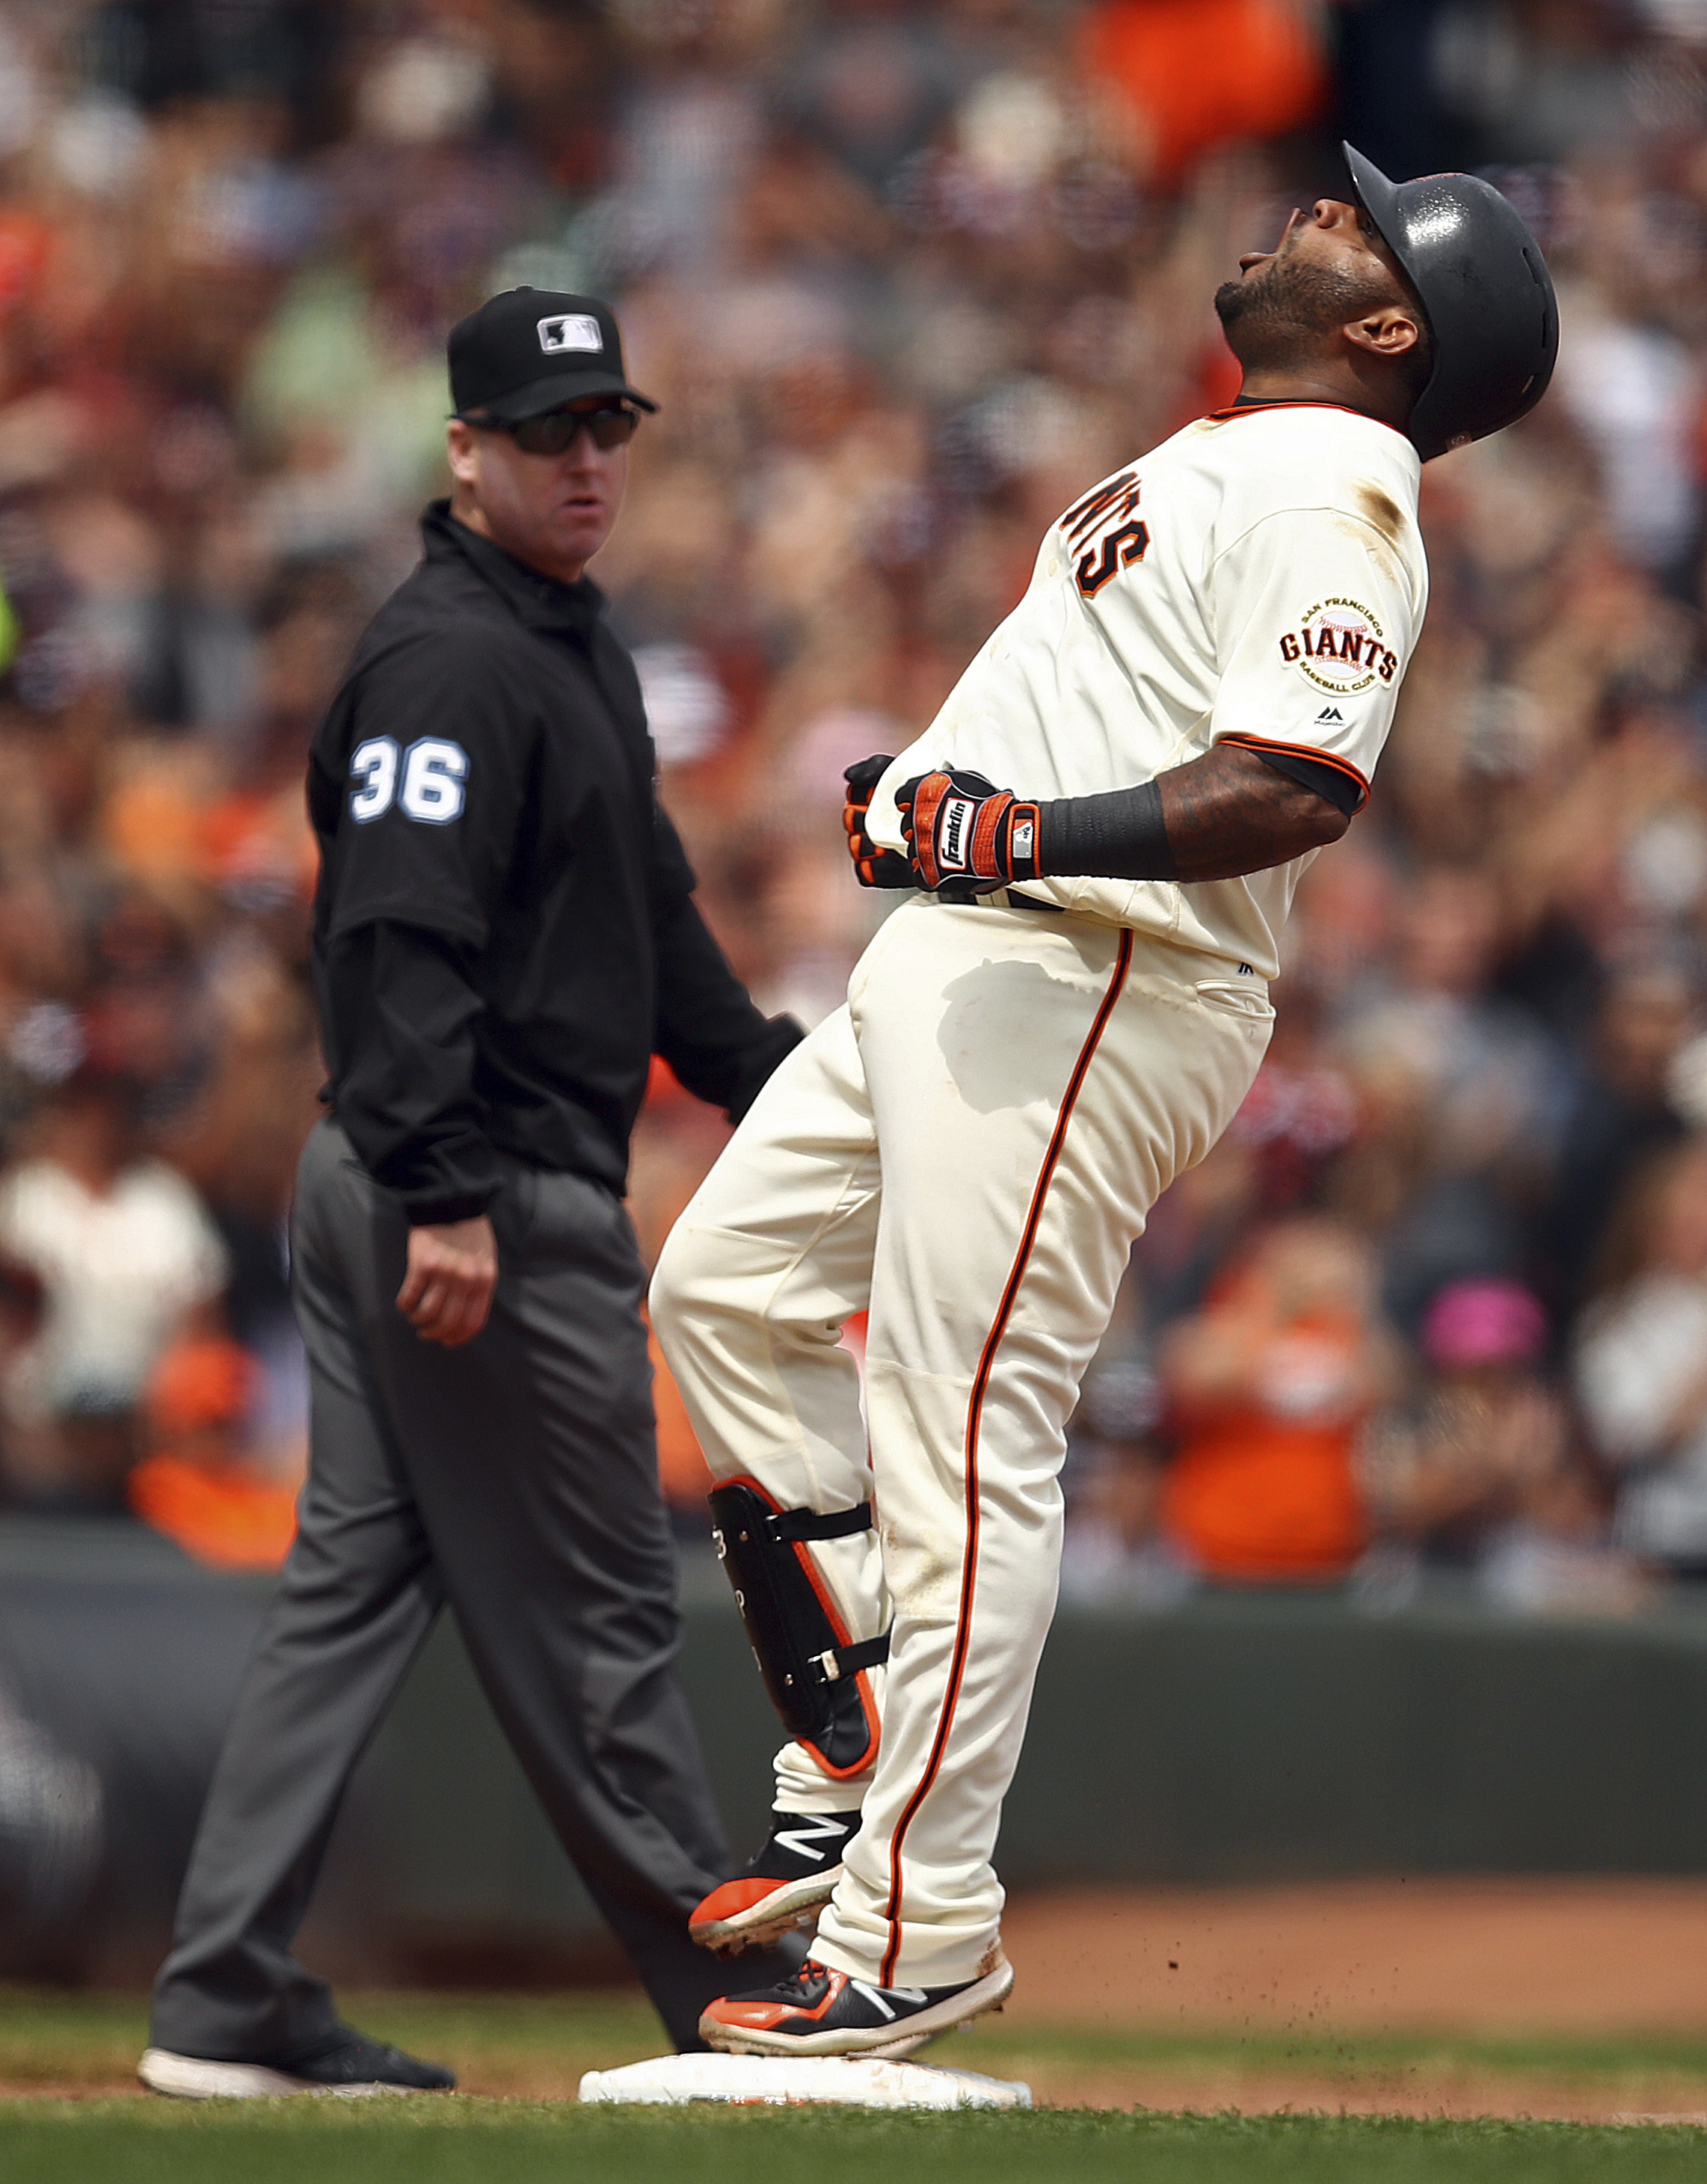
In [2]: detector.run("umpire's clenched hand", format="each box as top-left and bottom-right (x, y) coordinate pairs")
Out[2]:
(397, 1216), (499, 1347)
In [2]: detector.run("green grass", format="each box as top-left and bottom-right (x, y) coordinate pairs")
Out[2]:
(4, 1988), (1707, 2182)
(8, 1985), (1707, 2091)
(0, 2102), (1705, 2184)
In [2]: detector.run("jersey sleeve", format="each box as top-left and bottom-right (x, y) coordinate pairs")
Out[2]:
(1206, 505), (1422, 809)
(322, 633), (534, 948)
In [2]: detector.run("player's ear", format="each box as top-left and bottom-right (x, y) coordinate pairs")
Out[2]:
(1342, 303), (1423, 365)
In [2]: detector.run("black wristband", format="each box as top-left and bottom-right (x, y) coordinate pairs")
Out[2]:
(1036, 779), (1177, 882)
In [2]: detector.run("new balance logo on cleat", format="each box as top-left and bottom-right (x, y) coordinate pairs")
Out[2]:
(689, 1809), (864, 1955)
(772, 1815), (853, 1863)
(701, 1954), (1015, 2059)
(848, 1980), (929, 2020)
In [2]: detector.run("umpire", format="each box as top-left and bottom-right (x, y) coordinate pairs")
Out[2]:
(142, 289), (805, 2097)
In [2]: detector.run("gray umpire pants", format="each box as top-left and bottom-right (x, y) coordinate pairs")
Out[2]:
(151, 1116), (754, 2058)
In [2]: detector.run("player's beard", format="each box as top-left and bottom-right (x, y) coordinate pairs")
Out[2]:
(1214, 252), (1397, 374)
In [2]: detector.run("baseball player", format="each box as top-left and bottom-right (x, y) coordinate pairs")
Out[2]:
(649, 149), (1557, 2057)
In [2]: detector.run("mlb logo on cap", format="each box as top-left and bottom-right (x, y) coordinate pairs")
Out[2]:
(448, 287), (659, 423)
(538, 314), (602, 356)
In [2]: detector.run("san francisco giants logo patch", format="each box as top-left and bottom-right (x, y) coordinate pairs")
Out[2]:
(1278, 598), (1398, 693)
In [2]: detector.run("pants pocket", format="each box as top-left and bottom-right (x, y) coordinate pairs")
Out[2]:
(1193, 975), (1276, 1023)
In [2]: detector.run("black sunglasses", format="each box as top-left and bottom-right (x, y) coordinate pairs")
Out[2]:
(476, 402), (640, 455)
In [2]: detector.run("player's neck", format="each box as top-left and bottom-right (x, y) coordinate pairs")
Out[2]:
(1233, 363), (1411, 436)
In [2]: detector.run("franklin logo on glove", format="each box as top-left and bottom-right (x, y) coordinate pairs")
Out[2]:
(938, 795), (975, 872)
(896, 768), (1045, 895)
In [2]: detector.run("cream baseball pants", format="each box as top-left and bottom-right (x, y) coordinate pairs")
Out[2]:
(650, 897), (1270, 1987)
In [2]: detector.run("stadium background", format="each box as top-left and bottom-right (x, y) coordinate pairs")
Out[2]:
(4, 0), (1707, 2064)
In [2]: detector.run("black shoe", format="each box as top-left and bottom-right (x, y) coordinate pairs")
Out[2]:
(689, 1809), (863, 1956)
(699, 1950), (1013, 2058)
(138, 2025), (456, 2100)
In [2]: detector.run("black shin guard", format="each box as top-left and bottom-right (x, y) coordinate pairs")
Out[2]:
(708, 1481), (888, 1777)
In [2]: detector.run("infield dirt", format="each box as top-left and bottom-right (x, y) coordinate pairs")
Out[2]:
(1001, 1876), (1707, 2034)
(941, 1878), (1707, 2120)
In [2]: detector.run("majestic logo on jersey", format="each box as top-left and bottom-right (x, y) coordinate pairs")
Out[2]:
(1060, 470), (1150, 598)
(1279, 599), (1397, 694)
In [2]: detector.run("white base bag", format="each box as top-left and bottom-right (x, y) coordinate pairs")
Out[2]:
(578, 2052), (1032, 2110)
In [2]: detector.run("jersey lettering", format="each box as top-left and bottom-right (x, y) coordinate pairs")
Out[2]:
(349, 736), (399, 822)
(1062, 468), (1141, 543)
(1074, 520), (1150, 598)
(399, 739), (470, 824)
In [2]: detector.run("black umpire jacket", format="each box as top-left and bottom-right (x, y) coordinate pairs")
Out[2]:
(307, 501), (802, 1224)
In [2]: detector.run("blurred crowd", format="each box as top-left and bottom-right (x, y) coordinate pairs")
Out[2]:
(1, 1), (1706, 1610)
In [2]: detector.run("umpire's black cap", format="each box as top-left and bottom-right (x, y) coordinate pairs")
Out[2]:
(449, 288), (659, 422)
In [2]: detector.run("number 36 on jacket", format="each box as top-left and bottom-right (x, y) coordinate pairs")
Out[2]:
(348, 736), (470, 825)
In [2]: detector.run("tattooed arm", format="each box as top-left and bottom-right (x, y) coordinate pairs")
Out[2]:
(893, 740), (1355, 893)
(1139, 739), (1353, 882)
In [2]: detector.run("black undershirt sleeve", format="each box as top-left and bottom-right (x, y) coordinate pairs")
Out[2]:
(1034, 750), (1359, 882)
(1240, 747), (1365, 816)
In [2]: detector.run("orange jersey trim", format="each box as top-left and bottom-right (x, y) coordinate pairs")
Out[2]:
(1202, 400), (1410, 440)
(878, 929), (1134, 1986)
(1219, 733), (1371, 814)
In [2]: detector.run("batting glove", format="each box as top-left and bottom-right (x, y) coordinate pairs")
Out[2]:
(843, 754), (914, 888)
(896, 769), (1045, 893)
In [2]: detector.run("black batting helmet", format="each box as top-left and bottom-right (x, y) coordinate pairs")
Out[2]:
(1343, 143), (1558, 464)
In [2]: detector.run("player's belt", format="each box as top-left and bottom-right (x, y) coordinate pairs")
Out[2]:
(967, 888), (1066, 915)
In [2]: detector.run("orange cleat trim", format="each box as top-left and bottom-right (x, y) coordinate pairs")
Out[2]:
(704, 1970), (849, 2031)
(692, 1879), (780, 1925)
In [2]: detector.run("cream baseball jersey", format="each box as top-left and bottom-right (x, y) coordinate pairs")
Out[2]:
(870, 402), (1427, 978)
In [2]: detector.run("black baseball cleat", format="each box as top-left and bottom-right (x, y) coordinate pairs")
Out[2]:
(138, 2025), (456, 2100)
(699, 1950), (1013, 2058)
(689, 1808), (864, 1955)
